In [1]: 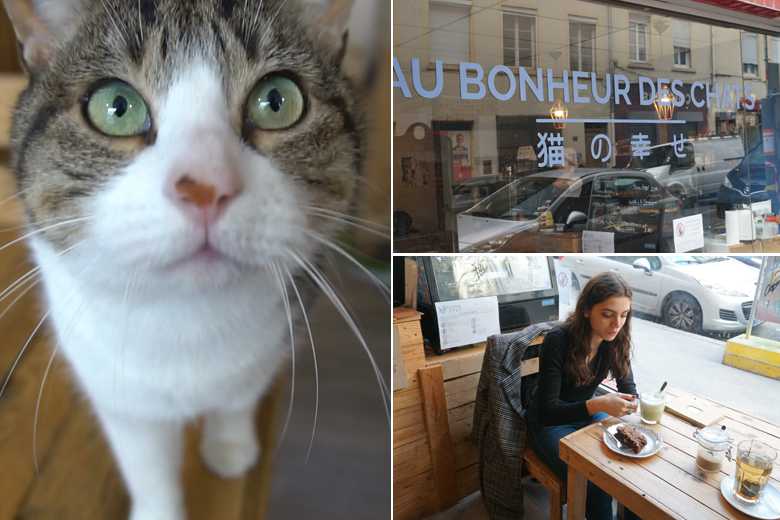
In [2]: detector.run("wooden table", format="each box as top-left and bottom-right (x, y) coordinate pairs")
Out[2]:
(559, 391), (780, 520)
(496, 230), (582, 253)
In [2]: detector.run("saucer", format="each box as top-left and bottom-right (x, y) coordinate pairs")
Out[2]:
(602, 423), (662, 459)
(720, 476), (780, 520)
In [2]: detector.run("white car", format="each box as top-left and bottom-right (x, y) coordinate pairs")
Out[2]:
(560, 255), (759, 334)
(627, 135), (744, 203)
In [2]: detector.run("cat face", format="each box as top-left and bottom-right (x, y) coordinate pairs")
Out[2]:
(9, 0), (362, 292)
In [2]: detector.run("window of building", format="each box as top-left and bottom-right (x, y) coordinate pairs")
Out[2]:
(673, 20), (691, 67)
(742, 32), (758, 76)
(629, 13), (650, 62)
(503, 12), (535, 68)
(429, 1), (471, 63)
(570, 20), (596, 71)
(769, 36), (780, 63)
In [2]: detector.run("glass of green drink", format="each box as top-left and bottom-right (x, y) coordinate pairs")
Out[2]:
(640, 392), (665, 424)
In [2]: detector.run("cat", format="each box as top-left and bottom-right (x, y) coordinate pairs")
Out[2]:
(1, 0), (387, 519)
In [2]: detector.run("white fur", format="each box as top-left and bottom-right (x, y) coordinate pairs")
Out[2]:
(30, 61), (315, 520)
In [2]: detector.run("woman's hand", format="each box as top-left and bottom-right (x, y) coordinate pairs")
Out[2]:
(587, 393), (637, 417)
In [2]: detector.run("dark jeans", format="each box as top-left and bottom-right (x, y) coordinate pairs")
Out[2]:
(528, 412), (640, 520)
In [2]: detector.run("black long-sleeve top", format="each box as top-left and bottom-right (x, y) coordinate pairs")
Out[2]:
(528, 325), (637, 427)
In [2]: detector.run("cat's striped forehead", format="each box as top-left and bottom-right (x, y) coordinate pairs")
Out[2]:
(63, 0), (337, 94)
(8, 0), (362, 250)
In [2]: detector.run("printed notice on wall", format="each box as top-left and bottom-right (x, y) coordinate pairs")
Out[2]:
(673, 214), (704, 253)
(756, 256), (780, 323)
(582, 231), (615, 253)
(436, 296), (501, 351)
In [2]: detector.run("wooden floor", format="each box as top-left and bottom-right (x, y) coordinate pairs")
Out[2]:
(0, 164), (391, 518)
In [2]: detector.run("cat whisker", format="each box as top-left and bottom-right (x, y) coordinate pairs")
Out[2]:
(269, 261), (296, 454)
(305, 206), (389, 232)
(307, 211), (389, 240)
(302, 229), (389, 302)
(263, 0), (294, 52)
(0, 187), (31, 208)
(33, 347), (57, 475)
(100, 0), (130, 47)
(353, 175), (391, 197)
(257, 0), (290, 49)
(0, 310), (50, 400)
(32, 253), (97, 474)
(136, 0), (144, 48)
(285, 249), (390, 423)
(0, 273), (41, 323)
(281, 263), (319, 464)
(0, 240), (84, 307)
(0, 266), (41, 306)
(0, 214), (83, 234)
(0, 240), (87, 400)
(0, 216), (93, 254)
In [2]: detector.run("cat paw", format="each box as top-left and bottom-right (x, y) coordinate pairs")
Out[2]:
(200, 435), (260, 478)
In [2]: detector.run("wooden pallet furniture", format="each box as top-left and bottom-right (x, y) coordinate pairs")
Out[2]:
(393, 310), (567, 520)
(560, 388), (780, 520)
(417, 335), (567, 520)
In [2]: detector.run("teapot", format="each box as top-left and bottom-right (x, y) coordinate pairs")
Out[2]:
(693, 425), (732, 474)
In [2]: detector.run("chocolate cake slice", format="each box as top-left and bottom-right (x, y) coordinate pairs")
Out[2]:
(614, 424), (648, 454)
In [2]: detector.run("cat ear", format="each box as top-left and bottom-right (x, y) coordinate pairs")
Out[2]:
(304, 0), (354, 66)
(2, 0), (86, 73)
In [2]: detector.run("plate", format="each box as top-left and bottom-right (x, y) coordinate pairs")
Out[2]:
(720, 476), (780, 520)
(602, 423), (662, 459)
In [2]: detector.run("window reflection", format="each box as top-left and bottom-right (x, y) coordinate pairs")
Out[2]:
(394, 0), (780, 253)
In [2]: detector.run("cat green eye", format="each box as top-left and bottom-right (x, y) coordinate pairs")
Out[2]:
(85, 81), (151, 137)
(247, 75), (305, 130)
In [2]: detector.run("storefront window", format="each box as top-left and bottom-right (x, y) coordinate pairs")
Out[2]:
(394, 0), (780, 253)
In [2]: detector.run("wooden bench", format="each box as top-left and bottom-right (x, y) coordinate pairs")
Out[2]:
(518, 345), (564, 520)
(523, 446), (565, 520)
(414, 332), (567, 520)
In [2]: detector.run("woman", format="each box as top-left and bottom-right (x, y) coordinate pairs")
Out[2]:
(527, 272), (641, 520)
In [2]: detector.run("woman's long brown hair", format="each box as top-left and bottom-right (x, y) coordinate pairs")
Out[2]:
(565, 272), (633, 386)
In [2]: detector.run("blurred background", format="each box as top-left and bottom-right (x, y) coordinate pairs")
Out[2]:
(0, 1), (389, 518)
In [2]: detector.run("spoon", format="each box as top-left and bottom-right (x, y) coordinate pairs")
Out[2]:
(658, 381), (668, 394)
(600, 423), (624, 449)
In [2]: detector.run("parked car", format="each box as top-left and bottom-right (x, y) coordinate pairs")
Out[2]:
(452, 175), (507, 214)
(560, 255), (759, 334)
(733, 256), (763, 269)
(716, 143), (775, 216)
(457, 168), (682, 252)
(628, 135), (744, 204)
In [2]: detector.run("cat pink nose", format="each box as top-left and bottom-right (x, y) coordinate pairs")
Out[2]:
(168, 171), (242, 224)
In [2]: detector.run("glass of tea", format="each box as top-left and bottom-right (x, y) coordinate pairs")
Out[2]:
(733, 440), (777, 503)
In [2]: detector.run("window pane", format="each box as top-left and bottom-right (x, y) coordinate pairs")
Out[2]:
(672, 20), (691, 48)
(570, 21), (579, 70)
(503, 14), (515, 66)
(430, 3), (470, 63)
(742, 33), (758, 65)
(770, 36), (780, 63)
(513, 15), (535, 67)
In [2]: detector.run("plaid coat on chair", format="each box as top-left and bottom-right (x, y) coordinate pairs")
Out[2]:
(472, 321), (559, 520)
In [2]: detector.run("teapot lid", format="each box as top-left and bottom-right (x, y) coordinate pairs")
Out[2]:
(695, 425), (731, 449)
